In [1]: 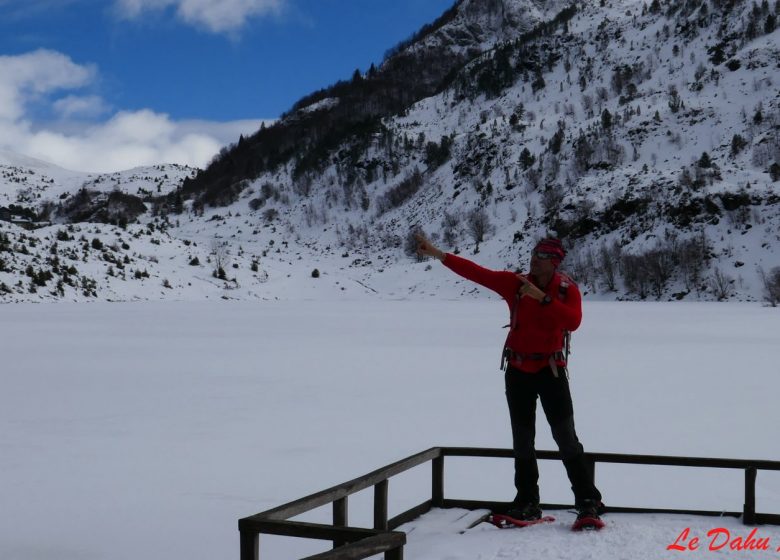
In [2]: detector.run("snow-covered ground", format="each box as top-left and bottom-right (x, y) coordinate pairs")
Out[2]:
(398, 508), (780, 560)
(1, 300), (779, 560)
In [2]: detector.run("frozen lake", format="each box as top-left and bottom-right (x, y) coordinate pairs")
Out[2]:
(1, 300), (779, 559)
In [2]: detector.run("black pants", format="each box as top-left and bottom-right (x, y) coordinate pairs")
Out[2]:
(505, 365), (602, 506)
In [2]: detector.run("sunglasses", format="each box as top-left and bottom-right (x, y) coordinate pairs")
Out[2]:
(532, 251), (558, 260)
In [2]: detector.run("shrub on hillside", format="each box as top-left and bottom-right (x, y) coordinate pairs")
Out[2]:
(760, 266), (780, 306)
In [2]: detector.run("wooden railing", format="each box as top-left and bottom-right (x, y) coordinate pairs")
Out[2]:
(238, 447), (780, 560)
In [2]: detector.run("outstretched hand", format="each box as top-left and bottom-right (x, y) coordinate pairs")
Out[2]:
(517, 274), (545, 301)
(414, 232), (445, 261)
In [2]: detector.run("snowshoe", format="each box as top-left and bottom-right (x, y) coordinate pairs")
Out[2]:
(572, 499), (605, 531)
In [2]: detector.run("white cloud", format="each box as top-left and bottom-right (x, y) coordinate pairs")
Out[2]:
(0, 49), (94, 120)
(53, 94), (111, 118)
(0, 50), (267, 173)
(115, 0), (285, 33)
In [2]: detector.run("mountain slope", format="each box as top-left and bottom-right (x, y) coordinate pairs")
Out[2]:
(1, 0), (779, 303)
(178, 0), (778, 302)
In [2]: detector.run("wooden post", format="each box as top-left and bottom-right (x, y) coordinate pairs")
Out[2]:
(744, 467), (757, 525)
(375, 479), (389, 530)
(333, 497), (348, 548)
(432, 456), (444, 508)
(239, 530), (258, 560)
(386, 545), (404, 560)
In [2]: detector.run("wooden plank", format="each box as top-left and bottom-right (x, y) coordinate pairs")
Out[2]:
(388, 500), (432, 530)
(245, 448), (441, 522)
(584, 452), (780, 471)
(299, 533), (405, 560)
(756, 513), (780, 526)
(440, 447), (514, 459)
(238, 519), (379, 542)
(585, 505), (742, 518)
(440, 447), (780, 471)
(442, 498), (748, 520)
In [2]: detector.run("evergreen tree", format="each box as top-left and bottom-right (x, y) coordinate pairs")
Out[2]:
(519, 148), (536, 170)
(731, 134), (748, 156)
(766, 13), (777, 33)
(549, 128), (565, 154)
(601, 108), (613, 129)
(770, 162), (780, 182)
(668, 85), (682, 113)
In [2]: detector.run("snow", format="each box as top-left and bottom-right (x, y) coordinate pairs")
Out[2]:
(297, 98), (340, 114)
(0, 149), (195, 208)
(1, 298), (779, 559)
(0, 149), (82, 174)
(398, 508), (780, 560)
(0, 3), (779, 557)
(1, 1), (780, 304)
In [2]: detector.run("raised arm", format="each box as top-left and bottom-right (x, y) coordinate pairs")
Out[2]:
(415, 232), (516, 300)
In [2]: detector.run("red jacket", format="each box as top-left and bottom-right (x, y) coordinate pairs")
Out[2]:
(442, 253), (582, 373)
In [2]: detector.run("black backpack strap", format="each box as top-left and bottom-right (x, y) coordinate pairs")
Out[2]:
(501, 284), (523, 370)
(558, 275), (572, 362)
(502, 283), (522, 330)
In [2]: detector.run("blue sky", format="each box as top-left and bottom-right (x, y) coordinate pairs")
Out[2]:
(0, 0), (455, 172)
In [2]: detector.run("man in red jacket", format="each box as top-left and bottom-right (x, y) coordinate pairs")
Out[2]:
(416, 233), (603, 525)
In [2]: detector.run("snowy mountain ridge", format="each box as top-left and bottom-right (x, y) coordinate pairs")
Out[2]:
(1, 0), (779, 304)
(400, 0), (575, 56)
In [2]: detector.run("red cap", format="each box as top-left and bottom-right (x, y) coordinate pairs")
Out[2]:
(534, 238), (566, 267)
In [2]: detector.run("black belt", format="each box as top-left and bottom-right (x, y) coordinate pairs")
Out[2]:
(501, 349), (565, 376)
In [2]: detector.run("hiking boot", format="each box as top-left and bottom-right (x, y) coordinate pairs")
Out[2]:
(506, 502), (543, 521)
(576, 499), (602, 521)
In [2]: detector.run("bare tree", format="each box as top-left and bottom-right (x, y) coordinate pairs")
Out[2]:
(759, 266), (780, 306)
(679, 233), (709, 292)
(210, 237), (229, 280)
(595, 86), (609, 107)
(667, 84), (682, 113)
(441, 211), (460, 247)
(620, 254), (650, 299)
(645, 249), (673, 299)
(466, 207), (493, 248)
(599, 241), (619, 292)
(709, 267), (733, 301)
(581, 94), (594, 118)
(540, 184), (565, 215)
